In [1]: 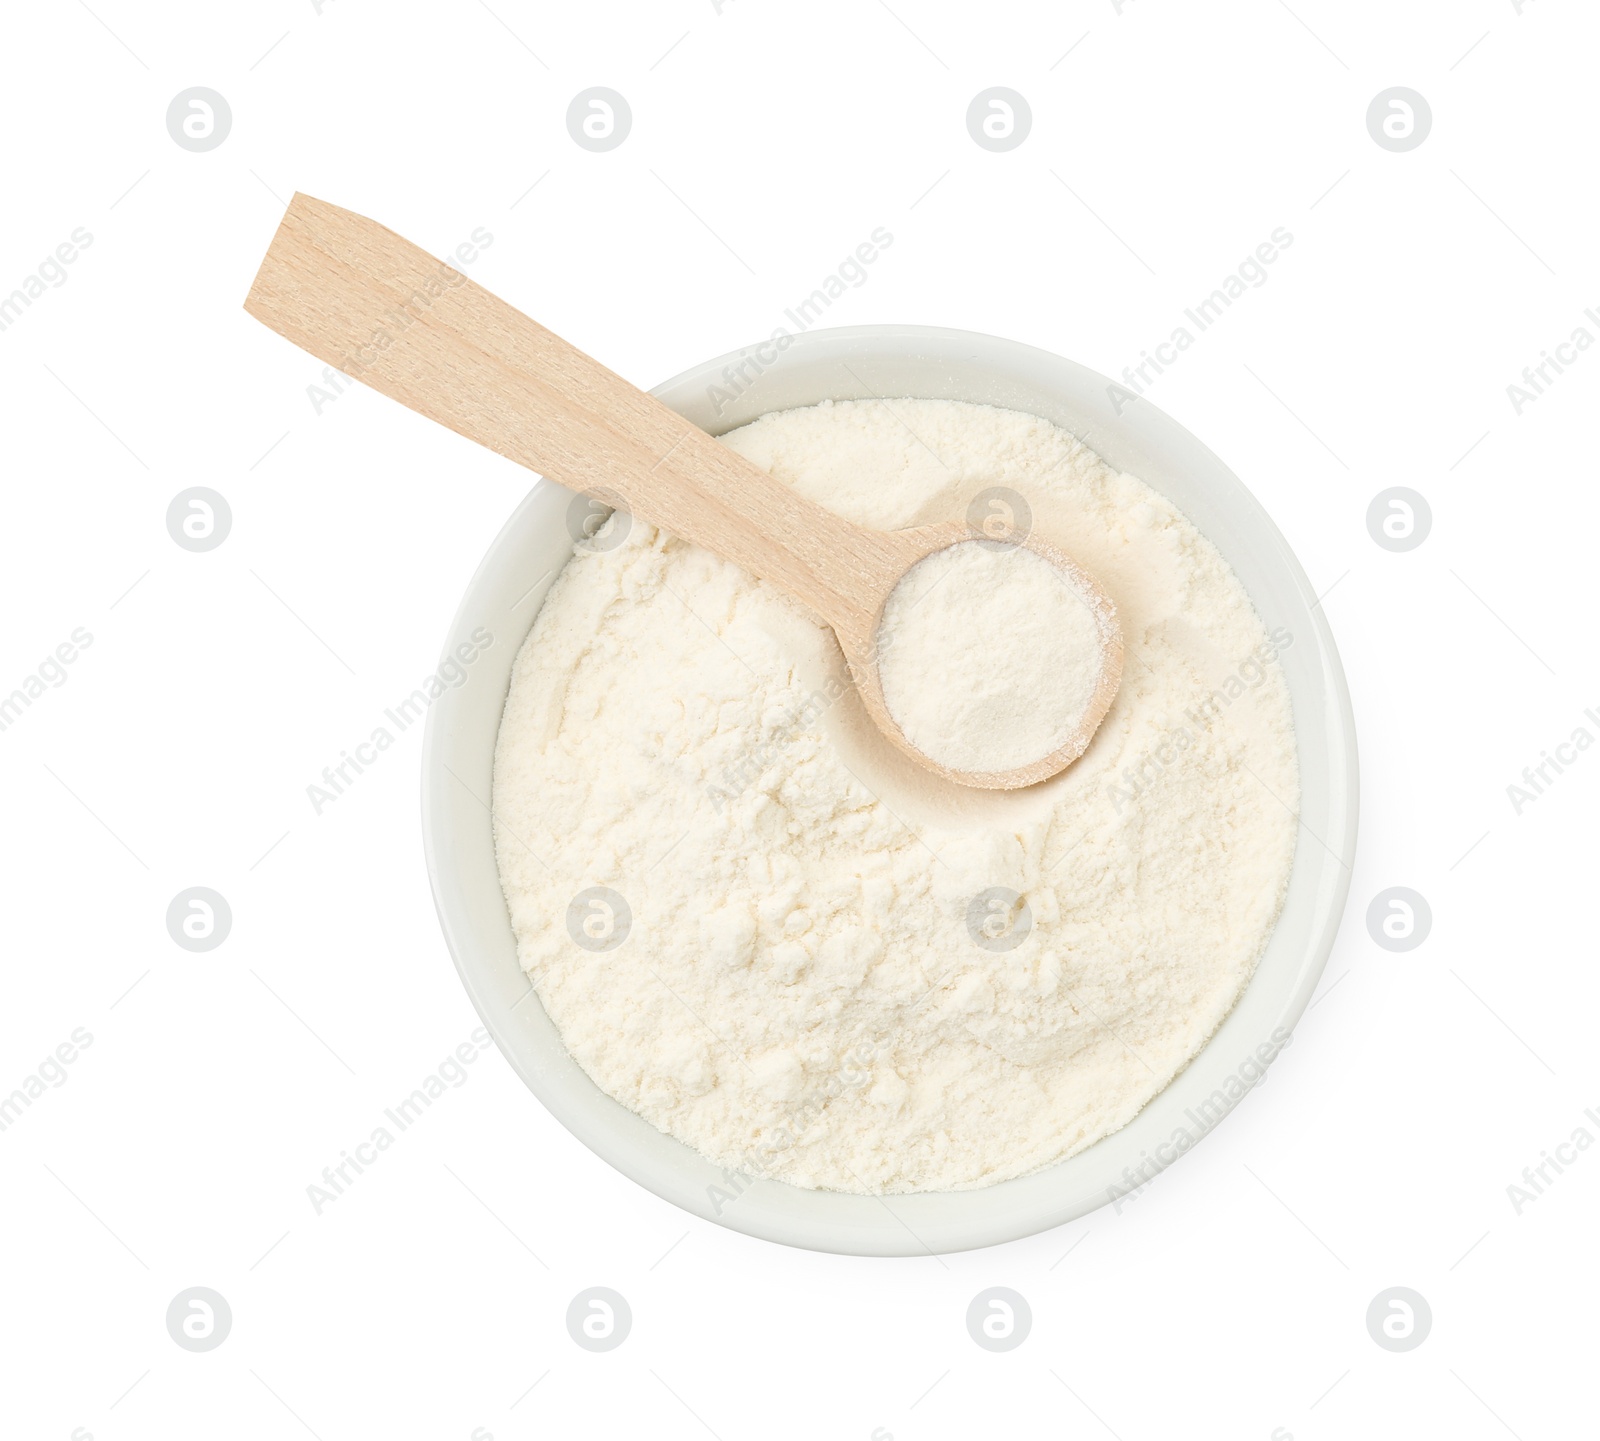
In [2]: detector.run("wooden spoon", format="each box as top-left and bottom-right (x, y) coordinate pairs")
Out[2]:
(243, 193), (1121, 789)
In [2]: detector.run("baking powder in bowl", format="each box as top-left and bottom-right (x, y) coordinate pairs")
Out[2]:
(492, 398), (1298, 1194)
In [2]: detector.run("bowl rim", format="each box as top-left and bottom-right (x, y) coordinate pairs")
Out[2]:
(421, 322), (1359, 1256)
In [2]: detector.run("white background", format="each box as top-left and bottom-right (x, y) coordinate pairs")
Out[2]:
(1, 0), (1595, 1437)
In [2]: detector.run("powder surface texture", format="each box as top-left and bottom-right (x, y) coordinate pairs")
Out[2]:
(876, 540), (1106, 774)
(492, 398), (1298, 1194)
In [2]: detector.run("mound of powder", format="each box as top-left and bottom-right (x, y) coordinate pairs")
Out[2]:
(492, 398), (1298, 1194)
(875, 540), (1107, 774)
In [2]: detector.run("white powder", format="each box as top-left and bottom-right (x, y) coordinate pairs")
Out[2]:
(492, 398), (1298, 1194)
(876, 540), (1108, 774)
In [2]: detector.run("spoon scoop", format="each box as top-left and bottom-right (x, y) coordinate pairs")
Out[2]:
(243, 193), (1121, 789)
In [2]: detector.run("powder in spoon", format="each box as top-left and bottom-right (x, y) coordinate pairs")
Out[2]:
(875, 540), (1108, 774)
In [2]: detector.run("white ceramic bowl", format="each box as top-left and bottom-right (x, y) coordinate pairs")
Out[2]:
(421, 325), (1359, 1256)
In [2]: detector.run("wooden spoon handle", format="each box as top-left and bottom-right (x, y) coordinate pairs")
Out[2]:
(243, 193), (899, 638)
